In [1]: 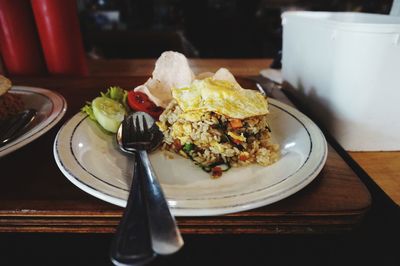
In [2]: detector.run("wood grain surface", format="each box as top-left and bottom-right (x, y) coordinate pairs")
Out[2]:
(349, 151), (400, 206)
(0, 74), (371, 234)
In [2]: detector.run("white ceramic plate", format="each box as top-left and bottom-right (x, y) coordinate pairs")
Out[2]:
(54, 98), (327, 216)
(0, 86), (67, 157)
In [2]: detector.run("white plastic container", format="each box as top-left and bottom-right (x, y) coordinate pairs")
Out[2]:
(282, 11), (400, 151)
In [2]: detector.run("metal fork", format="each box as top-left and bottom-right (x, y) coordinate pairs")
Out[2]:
(111, 112), (183, 265)
(127, 113), (184, 255)
(110, 115), (155, 266)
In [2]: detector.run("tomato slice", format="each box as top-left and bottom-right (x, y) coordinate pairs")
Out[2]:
(127, 91), (153, 111)
(127, 91), (164, 119)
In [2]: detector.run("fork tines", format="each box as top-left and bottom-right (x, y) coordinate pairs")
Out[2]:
(141, 115), (149, 134)
(133, 115), (150, 141)
(122, 114), (152, 149)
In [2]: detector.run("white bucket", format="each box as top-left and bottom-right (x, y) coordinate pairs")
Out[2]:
(282, 11), (400, 151)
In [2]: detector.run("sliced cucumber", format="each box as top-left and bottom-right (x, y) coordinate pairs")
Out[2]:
(92, 97), (125, 133)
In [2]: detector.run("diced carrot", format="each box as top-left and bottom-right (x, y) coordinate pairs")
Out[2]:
(239, 153), (249, 161)
(211, 166), (223, 178)
(229, 119), (243, 129)
(231, 138), (242, 145)
(173, 139), (182, 151)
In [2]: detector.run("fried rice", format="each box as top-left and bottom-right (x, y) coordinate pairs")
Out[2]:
(156, 99), (279, 178)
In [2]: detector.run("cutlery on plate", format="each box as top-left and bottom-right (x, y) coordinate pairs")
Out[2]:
(252, 72), (282, 97)
(111, 111), (183, 265)
(127, 112), (183, 255)
(110, 113), (161, 266)
(123, 112), (183, 255)
(0, 109), (36, 147)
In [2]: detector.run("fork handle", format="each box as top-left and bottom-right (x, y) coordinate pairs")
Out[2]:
(110, 155), (155, 266)
(138, 150), (184, 255)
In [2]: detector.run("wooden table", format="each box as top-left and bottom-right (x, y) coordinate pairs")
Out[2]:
(0, 59), (374, 235)
(349, 151), (400, 206)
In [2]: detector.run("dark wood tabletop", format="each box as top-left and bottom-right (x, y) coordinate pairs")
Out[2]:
(0, 73), (371, 235)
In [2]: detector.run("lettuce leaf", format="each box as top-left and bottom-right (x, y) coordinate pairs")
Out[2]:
(81, 102), (96, 121)
(101, 86), (127, 104)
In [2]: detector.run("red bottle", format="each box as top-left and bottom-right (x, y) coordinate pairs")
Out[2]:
(0, 0), (46, 76)
(31, 0), (88, 76)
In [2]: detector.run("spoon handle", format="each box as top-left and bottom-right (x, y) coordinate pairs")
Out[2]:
(0, 109), (36, 147)
(138, 150), (184, 255)
(110, 155), (155, 265)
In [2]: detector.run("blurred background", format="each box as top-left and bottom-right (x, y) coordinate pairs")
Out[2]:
(77, 0), (393, 59)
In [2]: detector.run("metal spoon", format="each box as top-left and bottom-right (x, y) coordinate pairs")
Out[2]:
(111, 112), (180, 265)
(122, 112), (183, 256)
(0, 109), (36, 147)
(110, 114), (162, 265)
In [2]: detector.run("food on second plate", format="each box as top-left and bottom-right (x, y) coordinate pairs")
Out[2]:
(156, 76), (279, 178)
(82, 86), (127, 133)
(0, 75), (24, 120)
